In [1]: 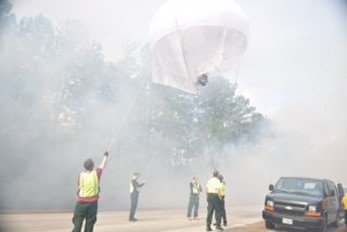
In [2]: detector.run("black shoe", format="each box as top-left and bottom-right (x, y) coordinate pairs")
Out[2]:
(215, 226), (223, 231)
(223, 222), (227, 227)
(206, 226), (212, 231)
(129, 218), (137, 222)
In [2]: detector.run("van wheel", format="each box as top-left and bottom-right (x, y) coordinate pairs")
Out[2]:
(265, 220), (275, 229)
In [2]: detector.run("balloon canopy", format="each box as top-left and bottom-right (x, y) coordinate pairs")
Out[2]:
(149, 0), (250, 94)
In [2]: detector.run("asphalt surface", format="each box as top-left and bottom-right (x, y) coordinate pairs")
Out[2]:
(0, 205), (262, 232)
(1, 205), (345, 232)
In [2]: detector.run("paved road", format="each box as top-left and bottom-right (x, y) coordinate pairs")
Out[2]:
(0, 205), (262, 232)
(2, 205), (344, 232)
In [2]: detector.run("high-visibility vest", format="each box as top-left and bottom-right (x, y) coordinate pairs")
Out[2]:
(130, 178), (138, 194)
(192, 183), (201, 194)
(78, 170), (99, 197)
(130, 182), (134, 193)
(342, 195), (347, 210)
(220, 181), (226, 196)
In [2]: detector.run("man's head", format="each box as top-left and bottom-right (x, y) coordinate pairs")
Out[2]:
(213, 170), (219, 177)
(132, 172), (139, 180)
(84, 159), (94, 171)
(218, 175), (224, 182)
(192, 177), (198, 183)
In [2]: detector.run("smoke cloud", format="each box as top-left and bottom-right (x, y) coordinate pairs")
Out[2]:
(0, 0), (346, 213)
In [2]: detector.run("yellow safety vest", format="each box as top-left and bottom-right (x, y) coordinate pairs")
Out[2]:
(220, 181), (226, 196)
(130, 182), (134, 193)
(130, 177), (137, 194)
(192, 183), (201, 194)
(342, 195), (347, 210)
(78, 170), (99, 197)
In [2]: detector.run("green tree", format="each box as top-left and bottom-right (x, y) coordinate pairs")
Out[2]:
(125, 73), (265, 169)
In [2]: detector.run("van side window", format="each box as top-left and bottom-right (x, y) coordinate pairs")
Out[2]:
(327, 181), (336, 196)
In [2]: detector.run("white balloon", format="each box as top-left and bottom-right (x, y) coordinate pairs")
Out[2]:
(149, 0), (250, 93)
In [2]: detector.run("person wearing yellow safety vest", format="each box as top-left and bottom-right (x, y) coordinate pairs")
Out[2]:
(342, 193), (347, 225)
(72, 151), (109, 232)
(218, 175), (227, 226)
(206, 170), (223, 231)
(129, 172), (145, 222)
(187, 177), (202, 220)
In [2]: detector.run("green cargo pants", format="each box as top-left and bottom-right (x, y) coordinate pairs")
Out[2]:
(187, 194), (199, 218)
(129, 192), (139, 220)
(220, 196), (227, 225)
(206, 193), (222, 227)
(72, 200), (98, 232)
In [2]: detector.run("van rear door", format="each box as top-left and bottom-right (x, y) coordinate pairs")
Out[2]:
(326, 181), (339, 223)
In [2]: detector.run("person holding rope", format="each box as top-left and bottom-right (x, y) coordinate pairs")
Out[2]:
(187, 177), (202, 220)
(218, 175), (227, 226)
(129, 172), (145, 222)
(213, 175), (227, 227)
(72, 151), (109, 232)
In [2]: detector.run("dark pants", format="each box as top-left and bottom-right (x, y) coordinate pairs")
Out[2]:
(72, 200), (98, 232)
(206, 193), (222, 227)
(345, 210), (347, 225)
(129, 192), (139, 220)
(220, 196), (227, 224)
(187, 194), (200, 217)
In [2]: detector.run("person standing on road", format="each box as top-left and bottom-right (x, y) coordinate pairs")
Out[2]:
(129, 172), (145, 222)
(206, 170), (223, 231)
(342, 193), (347, 225)
(72, 151), (109, 232)
(219, 175), (227, 226)
(187, 177), (202, 220)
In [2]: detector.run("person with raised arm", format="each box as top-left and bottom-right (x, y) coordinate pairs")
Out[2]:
(72, 151), (109, 232)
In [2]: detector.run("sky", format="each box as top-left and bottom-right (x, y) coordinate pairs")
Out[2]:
(9, 0), (347, 193)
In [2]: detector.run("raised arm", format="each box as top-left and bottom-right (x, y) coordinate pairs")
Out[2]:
(99, 151), (109, 170)
(134, 180), (145, 188)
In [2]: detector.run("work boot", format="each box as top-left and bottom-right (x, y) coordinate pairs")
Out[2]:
(223, 221), (227, 227)
(206, 226), (212, 231)
(215, 225), (223, 231)
(129, 218), (137, 222)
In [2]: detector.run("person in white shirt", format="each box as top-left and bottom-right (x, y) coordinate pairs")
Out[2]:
(206, 170), (223, 231)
